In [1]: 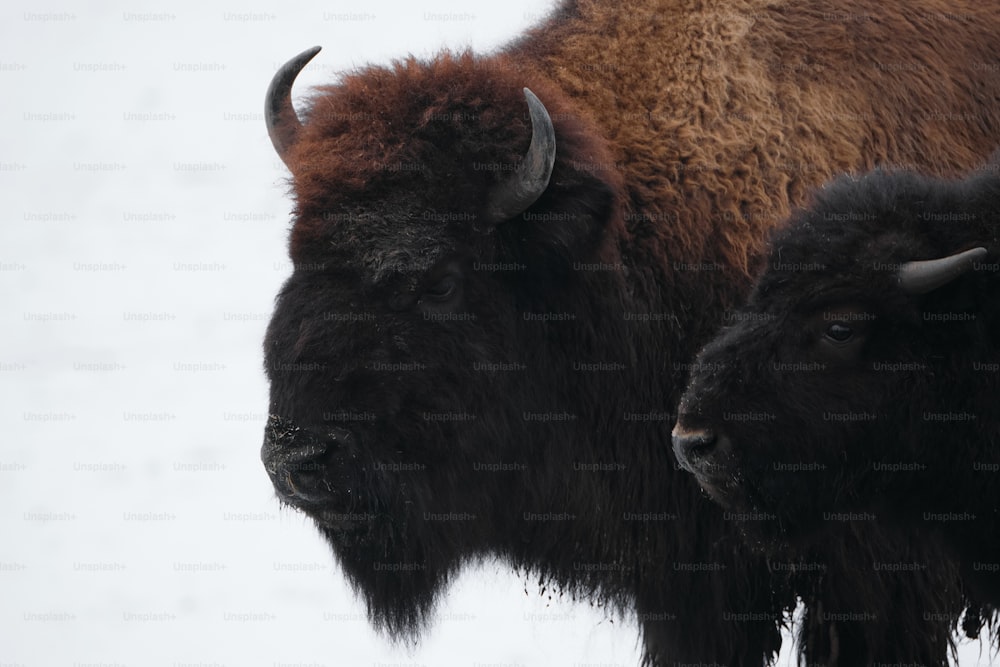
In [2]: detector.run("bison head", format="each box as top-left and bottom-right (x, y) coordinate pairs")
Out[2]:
(670, 170), (993, 543)
(260, 48), (622, 637)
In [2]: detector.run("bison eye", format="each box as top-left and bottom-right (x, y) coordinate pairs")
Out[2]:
(824, 322), (853, 343)
(422, 274), (459, 302)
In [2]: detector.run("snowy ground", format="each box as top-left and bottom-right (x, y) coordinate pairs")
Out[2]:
(1, 1), (997, 665)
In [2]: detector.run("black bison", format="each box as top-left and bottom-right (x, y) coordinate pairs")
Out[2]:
(672, 166), (1000, 608)
(260, 1), (1000, 664)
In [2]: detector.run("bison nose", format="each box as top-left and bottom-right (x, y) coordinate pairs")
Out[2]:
(671, 425), (719, 472)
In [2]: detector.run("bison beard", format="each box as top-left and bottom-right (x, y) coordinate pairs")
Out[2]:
(263, 414), (448, 634)
(259, 1), (1000, 665)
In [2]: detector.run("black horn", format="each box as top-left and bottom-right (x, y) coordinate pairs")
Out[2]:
(483, 88), (557, 224)
(265, 46), (322, 167)
(897, 246), (988, 294)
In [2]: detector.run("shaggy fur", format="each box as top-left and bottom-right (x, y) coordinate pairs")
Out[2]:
(263, 1), (1000, 664)
(674, 166), (1000, 611)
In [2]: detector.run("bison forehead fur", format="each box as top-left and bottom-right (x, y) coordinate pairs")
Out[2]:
(675, 167), (1000, 604)
(261, 0), (1000, 664)
(284, 54), (620, 274)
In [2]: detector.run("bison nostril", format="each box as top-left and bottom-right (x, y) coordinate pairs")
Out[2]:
(678, 430), (717, 455)
(671, 427), (719, 470)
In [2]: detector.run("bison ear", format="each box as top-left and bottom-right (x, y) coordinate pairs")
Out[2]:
(897, 247), (988, 294)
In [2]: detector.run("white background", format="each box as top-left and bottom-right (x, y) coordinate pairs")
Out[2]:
(1, 1), (996, 665)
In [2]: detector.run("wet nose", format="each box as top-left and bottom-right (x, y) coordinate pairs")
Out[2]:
(671, 425), (718, 471)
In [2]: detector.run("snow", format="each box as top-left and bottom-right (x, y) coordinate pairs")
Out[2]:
(0, 0), (995, 664)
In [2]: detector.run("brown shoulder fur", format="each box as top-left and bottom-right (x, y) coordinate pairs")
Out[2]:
(512, 0), (1000, 275)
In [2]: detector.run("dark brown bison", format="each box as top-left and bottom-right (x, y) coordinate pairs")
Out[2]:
(672, 166), (1000, 615)
(260, 1), (1000, 664)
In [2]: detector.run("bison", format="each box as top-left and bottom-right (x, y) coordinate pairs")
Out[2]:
(672, 166), (1000, 608)
(260, 1), (1000, 664)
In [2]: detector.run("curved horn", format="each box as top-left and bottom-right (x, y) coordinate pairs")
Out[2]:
(483, 88), (557, 224)
(897, 246), (988, 294)
(265, 46), (322, 167)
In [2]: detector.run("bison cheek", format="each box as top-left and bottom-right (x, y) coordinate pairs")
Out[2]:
(680, 418), (835, 542)
(732, 450), (853, 546)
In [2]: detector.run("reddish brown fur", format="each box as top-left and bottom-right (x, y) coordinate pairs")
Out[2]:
(516, 0), (1000, 274)
(287, 53), (624, 265)
(289, 0), (1000, 279)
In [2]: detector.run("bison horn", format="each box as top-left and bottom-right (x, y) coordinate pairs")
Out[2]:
(897, 246), (988, 294)
(483, 88), (557, 224)
(265, 46), (322, 167)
